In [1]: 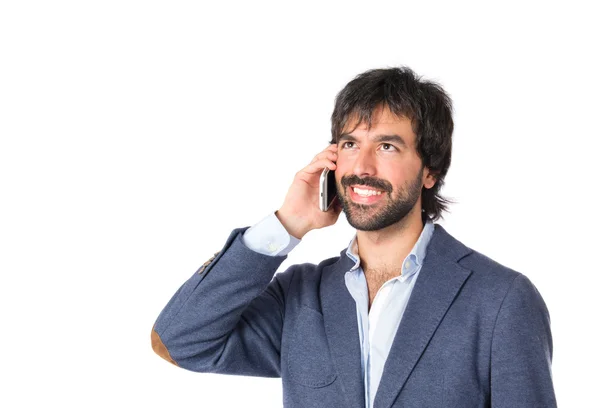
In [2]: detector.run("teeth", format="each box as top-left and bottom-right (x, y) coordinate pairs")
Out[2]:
(353, 187), (382, 197)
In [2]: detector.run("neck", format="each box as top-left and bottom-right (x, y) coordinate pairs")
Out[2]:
(356, 209), (425, 273)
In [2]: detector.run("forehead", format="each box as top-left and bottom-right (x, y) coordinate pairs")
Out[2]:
(341, 105), (416, 146)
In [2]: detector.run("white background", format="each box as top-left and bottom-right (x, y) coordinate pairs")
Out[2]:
(1, 1), (598, 406)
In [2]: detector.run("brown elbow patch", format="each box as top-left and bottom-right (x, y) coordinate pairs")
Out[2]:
(151, 328), (178, 366)
(198, 251), (220, 275)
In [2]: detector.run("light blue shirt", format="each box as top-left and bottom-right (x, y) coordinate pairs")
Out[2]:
(243, 213), (435, 408)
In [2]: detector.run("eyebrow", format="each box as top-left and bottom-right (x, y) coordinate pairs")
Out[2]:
(338, 133), (408, 147)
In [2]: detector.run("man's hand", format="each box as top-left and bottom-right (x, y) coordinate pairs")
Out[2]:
(276, 144), (343, 239)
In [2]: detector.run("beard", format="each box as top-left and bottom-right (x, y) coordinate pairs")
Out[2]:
(337, 166), (424, 231)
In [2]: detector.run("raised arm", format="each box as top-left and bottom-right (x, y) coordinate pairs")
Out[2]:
(151, 226), (293, 376)
(151, 144), (343, 377)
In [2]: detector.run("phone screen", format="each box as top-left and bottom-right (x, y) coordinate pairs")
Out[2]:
(326, 168), (337, 208)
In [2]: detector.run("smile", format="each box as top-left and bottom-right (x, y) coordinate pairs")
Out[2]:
(352, 186), (383, 197)
(348, 185), (385, 204)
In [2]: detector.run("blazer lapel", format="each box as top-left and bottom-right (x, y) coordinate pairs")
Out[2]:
(321, 255), (366, 408)
(373, 224), (473, 408)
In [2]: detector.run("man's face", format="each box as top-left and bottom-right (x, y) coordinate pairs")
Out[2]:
(335, 106), (435, 231)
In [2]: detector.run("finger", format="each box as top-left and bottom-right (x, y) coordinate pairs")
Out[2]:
(301, 158), (337, 175)
(311, 150), (338, 164)
(309, 144), (338, 164)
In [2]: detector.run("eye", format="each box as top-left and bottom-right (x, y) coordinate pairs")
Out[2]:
(341, 141), (355, 149)
(380, 143), (397, 151)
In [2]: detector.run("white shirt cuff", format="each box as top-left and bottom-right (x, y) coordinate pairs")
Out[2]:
(242, 212), (301, 256)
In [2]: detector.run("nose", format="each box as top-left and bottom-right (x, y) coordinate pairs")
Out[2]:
(352, 148), (377, 177)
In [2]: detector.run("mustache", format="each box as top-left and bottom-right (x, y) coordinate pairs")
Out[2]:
(341, 175), (392, 193)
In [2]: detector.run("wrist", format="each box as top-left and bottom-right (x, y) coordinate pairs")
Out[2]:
(275, 209), (311, 240)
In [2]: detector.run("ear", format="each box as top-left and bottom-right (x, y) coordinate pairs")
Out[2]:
(422, 167), (437, 190)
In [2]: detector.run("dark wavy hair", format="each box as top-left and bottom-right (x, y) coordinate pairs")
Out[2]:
(329, 66), (455, 222)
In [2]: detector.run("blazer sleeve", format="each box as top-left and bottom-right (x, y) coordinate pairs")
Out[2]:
(490, 274), (557, 407)
(151, 227), (295, 378)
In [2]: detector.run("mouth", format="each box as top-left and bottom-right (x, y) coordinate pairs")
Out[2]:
(348, 185), (386, 205)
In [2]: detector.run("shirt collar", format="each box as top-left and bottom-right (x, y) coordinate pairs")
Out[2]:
(345, 219), (435, 278)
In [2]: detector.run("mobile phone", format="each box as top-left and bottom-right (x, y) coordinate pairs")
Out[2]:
(319, 167), (337, 211)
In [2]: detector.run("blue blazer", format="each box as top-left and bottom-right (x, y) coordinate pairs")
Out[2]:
(152, 224), (556, 408)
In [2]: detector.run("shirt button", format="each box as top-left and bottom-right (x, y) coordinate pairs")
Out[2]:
(267, 242), (279, 253)
(404, 261), (411, 269)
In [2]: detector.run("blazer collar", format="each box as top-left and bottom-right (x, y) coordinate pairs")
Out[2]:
(321, 223), (473, 408)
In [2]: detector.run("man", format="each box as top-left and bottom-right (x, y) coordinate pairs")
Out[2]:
(152, 67), (557, 408)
